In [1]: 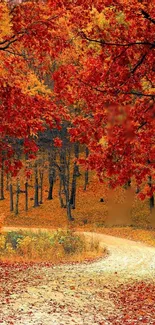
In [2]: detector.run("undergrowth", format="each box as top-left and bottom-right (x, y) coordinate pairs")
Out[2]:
(0, 229), (106, 263)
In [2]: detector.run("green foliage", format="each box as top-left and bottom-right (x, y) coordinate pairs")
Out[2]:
(5, 231), (24, 249)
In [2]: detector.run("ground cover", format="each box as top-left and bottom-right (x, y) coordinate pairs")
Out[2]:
(0, 229), (106, 264)
(0, 233), (155, 325)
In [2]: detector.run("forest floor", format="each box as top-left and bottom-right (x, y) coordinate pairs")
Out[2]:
(1, 176), (155, 323)
(0, 230), (155, 324)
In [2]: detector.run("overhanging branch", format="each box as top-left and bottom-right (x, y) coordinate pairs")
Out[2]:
(80, 33), (155, 48)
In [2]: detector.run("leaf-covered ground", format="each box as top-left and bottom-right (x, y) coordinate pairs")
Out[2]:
(1, 232), (155, 324)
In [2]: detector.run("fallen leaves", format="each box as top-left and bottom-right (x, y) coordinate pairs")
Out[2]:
(0, 258), (155, 324)
(108, 281), (155, 324)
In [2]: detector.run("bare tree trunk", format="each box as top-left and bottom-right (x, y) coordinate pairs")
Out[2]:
(9, 181), (14, 212)
(84, 147), (89, 191)
(48, 176), (54, 200)
(0, 159), (5, 200)
(150, 195), (154, 210)
(70, 164), (76, 209)
(69, 146), (77, 208)
(66, 192), (73, 221)
(70, 143), (81, 209)
(64, 172), (74, 221)
(34, 161), (39, 207)
(6, 173), (9, 191)
(15, 178), (20, 215)
(148, 175), (154, 210)
(48, 151), (56, 200)
(39, 170), (44, 204)
(74, 142), (81, 176)
(25, 181), (28, 211)
(65, 148), (74, 221)
(58, 178), (64, 208)
(59, 146), (74, 220)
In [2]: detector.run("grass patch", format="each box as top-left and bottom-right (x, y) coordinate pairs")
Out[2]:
(0, 229), (106, 264)
(94, 226), (155, 247)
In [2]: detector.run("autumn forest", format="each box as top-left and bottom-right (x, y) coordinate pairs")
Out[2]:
(0, 0), (155, 324)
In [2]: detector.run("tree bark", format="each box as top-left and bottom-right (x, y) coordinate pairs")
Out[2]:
(74, 142), (81, 176)
(0, 159), (5, 200)
(48, 171), (55, 200)
(15, 178), (20, 215)
(6, 172), (9, 191)
(58, 177), (66, 208)
(148, 175), (154, 210)
(48, 151), (56, 200)
(59, 147), (74, 220)
(25, 181), (28, 211)
(84, 147), (89, 191)
(34, 161), (39, 207)
(70, 164), (77, 209)
(39, 170), (44, 204)
(9, 182), (14, 212)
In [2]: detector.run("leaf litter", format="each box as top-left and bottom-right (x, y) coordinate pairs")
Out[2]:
(0, 233), (155, 324)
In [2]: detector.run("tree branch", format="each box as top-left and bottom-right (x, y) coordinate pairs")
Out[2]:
(137, 121), (147, 131)
(80, 33), (155, 48)
(131, 52), (148, 74)
(78, 79), (155, 99)
(0, 38), (18, 51)
(141, 10), (155, 25)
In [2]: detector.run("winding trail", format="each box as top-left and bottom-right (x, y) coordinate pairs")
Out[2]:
(1, 227), (155, 324)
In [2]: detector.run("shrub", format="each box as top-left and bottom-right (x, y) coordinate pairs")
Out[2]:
(0, 229), (104, 262)
(17, 236), (36, 258)
(51, 229), (85, 255)
(17, 233), (54, 260)
(6, 231), (24, 249)
(5, 243), (16, 256)
(0, 234), (6, 251)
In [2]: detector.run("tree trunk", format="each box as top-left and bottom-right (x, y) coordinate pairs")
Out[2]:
(74, 142), (81, 176)
(70, 143), (81, 209)
(70, 167), (76, 209)
(39, 170), (44, 204)
(59, 147), (74, 220)
(66, 200), (73, 221)
(65, 184), (74, 221)
(65, 152), (74, 221)
(34, 162), (39, 207)
(84, 147), (89, 191)
(48, 172), (54, 200)
(25, 181), (28, 211)
(48, 163), (55, 201)
(58, 177), (66, 208)
(6, 173), (9, 191)
(148, 175), (154, 210)
(47, 150), (56, 200)
(9, 183), (14, 212)
(15, 178), (20, 215)
(150, 195), (154, 210)
(0, 159), (5, 200)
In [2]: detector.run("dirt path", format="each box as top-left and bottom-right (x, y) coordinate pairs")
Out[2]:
(1, 227), (155, 324)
